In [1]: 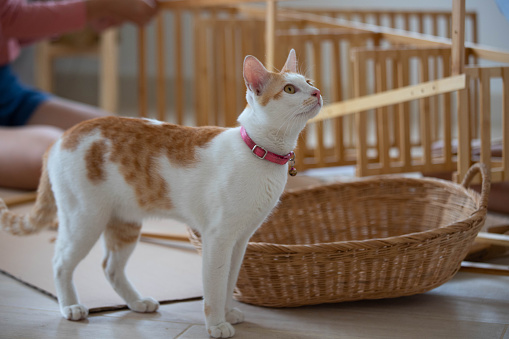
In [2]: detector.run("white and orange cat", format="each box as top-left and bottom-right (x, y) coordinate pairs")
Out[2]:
(0, 49), (322, 338)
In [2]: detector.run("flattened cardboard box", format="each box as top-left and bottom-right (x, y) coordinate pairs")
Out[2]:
(0, 202), (203, 313)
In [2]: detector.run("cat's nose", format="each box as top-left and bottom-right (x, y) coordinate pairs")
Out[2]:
(312, 89), (321, 98)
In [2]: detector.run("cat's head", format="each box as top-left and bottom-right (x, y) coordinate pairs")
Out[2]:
(239, 49), (322, 132)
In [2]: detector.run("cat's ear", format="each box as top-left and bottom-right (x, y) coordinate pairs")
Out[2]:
(281, 49), (297, 73)
(243, 55), (270, 96)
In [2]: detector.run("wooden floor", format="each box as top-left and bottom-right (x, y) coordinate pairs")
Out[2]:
(1, 265), (508, 338)
(1, 181), (508, 338)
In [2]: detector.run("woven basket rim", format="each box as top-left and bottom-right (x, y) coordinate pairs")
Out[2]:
(245, 213), (484, 254)
(244, 175), (486, 255)
(285, 174), (473, 195)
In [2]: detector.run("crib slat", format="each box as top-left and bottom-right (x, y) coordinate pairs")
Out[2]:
(479, 68), (492, 172)
(138, 27), (147, 118)
(313, 39), (325, 167)
(354, 54), (368, 176)
(193, 11), (204, 125)
(418, 13), (425, 34)
(99, 29), (118, 113)
(404, 14), (410, 31)
(432, 55), (439, 142)
(453, 0), (469, 182)
(432, 14), (438, 37)
(174, 11), (184, 125)
(295, 35), (309, 165)
(156, 13), (166, 122)
(419, 53), (432, 171)
(398, 57), (412, 171)
(456, 86), (470, 182)
(452, 0), (466, 75)
(331, 39), (344, 163)
(216, 20), (226, 126)
(389, 13), (396, 29)
(345, 48), (354, 149)
(224, 21), (237, 127)
(503, 68), (509, 180)
(389, 58), (401, 160)
(442, 52), (453, 169)
(265, 0), (276, 70)
(375, 55), (390, 171)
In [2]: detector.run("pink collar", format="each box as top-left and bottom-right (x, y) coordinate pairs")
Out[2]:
(240, 126), (294, 165)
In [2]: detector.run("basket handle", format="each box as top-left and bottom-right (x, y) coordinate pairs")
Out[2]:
(460, 163), (491, 209)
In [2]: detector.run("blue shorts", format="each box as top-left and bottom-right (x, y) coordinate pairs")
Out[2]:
(0, 64), (50, 126)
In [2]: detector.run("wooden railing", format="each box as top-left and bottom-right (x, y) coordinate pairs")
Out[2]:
(295, 9), (478, 42)
(458, 66), (509, 183)
(351, 47), (457, 176)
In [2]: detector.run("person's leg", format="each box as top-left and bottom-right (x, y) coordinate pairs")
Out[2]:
(0, 97), (110, 190)
(26, 96), (110, 130)
(0, 125), (63, 190)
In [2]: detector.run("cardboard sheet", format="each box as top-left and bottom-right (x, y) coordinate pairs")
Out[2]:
(0, 202), (203, 313)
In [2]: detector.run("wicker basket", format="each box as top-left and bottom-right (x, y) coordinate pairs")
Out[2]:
(188, 163), (490, 307)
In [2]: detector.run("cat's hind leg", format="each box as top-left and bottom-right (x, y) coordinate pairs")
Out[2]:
(53, 213), (106, 321)
(102, 218), (159, 313)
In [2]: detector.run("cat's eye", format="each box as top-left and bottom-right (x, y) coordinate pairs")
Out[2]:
(284, 84), (296, 94)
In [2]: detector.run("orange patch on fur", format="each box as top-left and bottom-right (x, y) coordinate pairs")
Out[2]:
(104, 218), (142, 251)
(259, 73), (286, 106)
(60, 117), (226, 211)
(29, 151), (58, 229)
(204, 303), (211, 317)
(272, 89), (283, 101)
(61, 119), (104, 151)
(1, 150), (58, 235)
(85, 140), (107, 183)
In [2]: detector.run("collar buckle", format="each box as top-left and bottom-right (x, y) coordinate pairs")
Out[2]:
(252, 145), (268, 160)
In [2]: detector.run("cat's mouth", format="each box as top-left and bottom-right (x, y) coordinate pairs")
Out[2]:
(298, 98), (322, 117)
(298, 105), (321, 118)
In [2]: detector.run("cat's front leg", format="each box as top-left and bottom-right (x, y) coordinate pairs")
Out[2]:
(201, 235), (236, 338)
(224, 236), (251, 325)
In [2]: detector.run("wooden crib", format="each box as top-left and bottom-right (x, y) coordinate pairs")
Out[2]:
(135, 0), (509, 185)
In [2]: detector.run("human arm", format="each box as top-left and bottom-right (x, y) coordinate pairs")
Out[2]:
(0, 0), (87, 40)
(86, 0), (158, 29)
(0, 0), (158, 41)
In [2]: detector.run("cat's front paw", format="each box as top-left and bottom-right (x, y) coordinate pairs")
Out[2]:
(61, 304), (89, 321)
(208, 322), (235, 338)
(128, 297), (159, 313)
(225, 308), (244, 325)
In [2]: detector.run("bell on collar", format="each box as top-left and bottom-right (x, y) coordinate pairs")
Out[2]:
(288, 152), (297, 176)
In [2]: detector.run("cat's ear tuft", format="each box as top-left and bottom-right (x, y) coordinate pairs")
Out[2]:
(243, 55), (269, 96)
(281, 49), (297, 74)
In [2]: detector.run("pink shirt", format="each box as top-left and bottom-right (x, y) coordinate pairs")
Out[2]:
(0, 0), (87, 65)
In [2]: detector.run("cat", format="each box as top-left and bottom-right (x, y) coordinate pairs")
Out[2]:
(0, 49), (322, 338)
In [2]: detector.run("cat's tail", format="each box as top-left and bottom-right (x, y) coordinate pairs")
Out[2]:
(0, 153), (58, 235)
